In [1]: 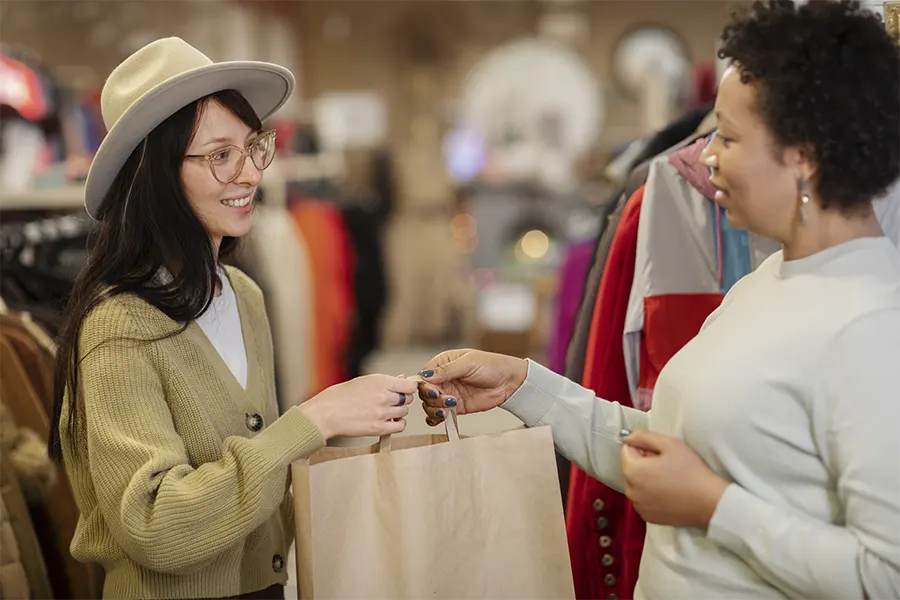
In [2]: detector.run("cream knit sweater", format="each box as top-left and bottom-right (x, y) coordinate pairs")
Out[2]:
(60, 266), (325, 599)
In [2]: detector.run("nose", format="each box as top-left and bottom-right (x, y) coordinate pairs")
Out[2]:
(700, 144), (718, 170)
(234, 153), (262, 186)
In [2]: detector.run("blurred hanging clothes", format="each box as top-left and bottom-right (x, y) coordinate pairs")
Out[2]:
(290, 197), (355, 395)
(547, 239), (595, 374)
(0, 54), (49, 122)
(339, 197), (389, 379)
(231, 204), (315, 412)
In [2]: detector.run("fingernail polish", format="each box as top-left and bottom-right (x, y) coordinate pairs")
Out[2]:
(619, 428), (632, 437)
(425, 417), (435, 427)
(444, 398), (457, 407)
(427, 390), (438, 399)
(435, 410), (445, 419)
(420, 370), (435, 378)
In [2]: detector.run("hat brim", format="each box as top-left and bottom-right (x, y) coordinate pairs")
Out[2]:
(84, 61), (294, 219)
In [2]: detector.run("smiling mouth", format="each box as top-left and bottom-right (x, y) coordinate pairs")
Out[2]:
(221, 193), (253, 208)
(709, 180), (729, 203)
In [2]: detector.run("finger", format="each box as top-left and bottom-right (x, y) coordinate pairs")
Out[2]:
(620, 430), (669, 454)
(386, 404), (410, 421)
(381, 375), (419, 395)
(382, 418), (407, 435)
(418, 384), (457, 410)
(423, 405), (447, 427)
(395, 392), (410, 407)
(418, 354), (471, 385)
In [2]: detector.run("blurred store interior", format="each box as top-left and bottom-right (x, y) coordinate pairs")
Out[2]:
(3, 1), (896, 597)
(0, 0), (764, 448)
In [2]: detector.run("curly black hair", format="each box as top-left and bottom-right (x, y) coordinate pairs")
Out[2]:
(719, 0), (900, 213)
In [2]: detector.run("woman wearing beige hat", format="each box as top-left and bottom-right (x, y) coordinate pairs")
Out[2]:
(47, 38), (417, 600)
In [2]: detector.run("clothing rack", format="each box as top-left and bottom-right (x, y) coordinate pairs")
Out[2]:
(0, 212), (91, 335)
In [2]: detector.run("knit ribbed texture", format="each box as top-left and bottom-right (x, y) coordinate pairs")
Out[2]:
(60, 266), (325, 599)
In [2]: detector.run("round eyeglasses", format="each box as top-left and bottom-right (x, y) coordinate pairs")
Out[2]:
(185, 130), (277, 184)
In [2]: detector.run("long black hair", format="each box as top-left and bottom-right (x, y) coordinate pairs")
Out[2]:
(49, 89), (263, 462)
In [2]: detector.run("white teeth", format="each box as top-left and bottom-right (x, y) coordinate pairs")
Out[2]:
(221, 195), (252, 208)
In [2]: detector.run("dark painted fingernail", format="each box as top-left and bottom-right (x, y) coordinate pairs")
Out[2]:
(619, 429), (632, 437)
(427, 390), (438, 399)
(444, 398), (457, 407)
(420, 370), (434, 378)
(425, 417), (435, 427)
(435, 410), (445, 419)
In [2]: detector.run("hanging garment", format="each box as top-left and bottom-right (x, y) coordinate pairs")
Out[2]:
(566, 187), (645, 600)
(0, 408), (53, 599)
(339, 203), (388, 379)
(234, 205), (314, 410)
(564, 127), (715, 386)
(547, 239), (595, 374)
(0, 336), (99, 599)
(0, 478), (31, 600)
(290, 200), (355, 395)
(623, 138), (780, 407)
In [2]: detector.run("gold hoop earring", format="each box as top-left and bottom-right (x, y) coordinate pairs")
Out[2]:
(798, 177), (811, 226)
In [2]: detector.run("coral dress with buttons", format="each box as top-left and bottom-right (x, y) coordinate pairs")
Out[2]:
(566, 187), (644, 600)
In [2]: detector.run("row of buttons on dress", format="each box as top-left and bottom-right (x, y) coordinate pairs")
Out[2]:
(593, 498), (618, 600)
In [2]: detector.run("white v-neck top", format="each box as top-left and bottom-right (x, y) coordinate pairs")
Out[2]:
(195, 270), (248, 389)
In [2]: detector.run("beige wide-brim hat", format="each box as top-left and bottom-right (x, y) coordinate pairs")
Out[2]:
(84, 37), (294, 219)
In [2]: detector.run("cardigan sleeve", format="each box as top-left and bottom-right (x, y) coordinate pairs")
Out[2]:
(502, 360), (650, 493)
(76, 299), (325, 575)
(707, 310), (900, 599)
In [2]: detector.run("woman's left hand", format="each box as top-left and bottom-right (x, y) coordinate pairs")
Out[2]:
(620, 430), (730, 530)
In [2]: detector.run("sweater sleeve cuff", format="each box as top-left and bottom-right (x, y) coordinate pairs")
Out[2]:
(707, 483), (761, 552)
(501, 359), (560, 427)
(254, 406), (326, 465)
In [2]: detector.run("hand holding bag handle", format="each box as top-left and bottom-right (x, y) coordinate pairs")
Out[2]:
(379, 407), (459, 453)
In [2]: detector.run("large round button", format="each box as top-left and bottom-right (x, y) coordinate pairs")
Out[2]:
(246, 413), (264, 432)
(597, 516), (609, 530)
(599, 535), (612, 548)
(604, 573), (616, 586)
(272, 554), (285, 573)
(602, 553), (615, 567)
(592, 498), (605, 511)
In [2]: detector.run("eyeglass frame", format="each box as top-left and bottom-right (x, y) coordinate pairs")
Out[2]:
(184, 130), (278, 184)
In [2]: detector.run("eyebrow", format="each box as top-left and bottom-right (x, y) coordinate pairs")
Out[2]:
(715, 111), (739, 132)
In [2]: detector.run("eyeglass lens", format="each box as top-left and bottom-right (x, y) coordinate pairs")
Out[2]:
(210, 133), (276, 183)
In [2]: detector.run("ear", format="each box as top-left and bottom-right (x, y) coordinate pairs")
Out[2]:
(784, 144), (818, 183)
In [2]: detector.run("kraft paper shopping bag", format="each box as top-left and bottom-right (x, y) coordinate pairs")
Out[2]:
(291, 414), (575, 599)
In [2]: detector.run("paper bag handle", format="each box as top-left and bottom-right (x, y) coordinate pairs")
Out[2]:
(379, 407), (459, 453)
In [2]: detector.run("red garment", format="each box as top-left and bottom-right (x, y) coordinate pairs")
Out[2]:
(638, 294), (723, 394)
(567, 187), (644, 600)
(290, 200), (355, 395)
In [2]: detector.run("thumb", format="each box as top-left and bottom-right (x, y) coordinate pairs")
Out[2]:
(420, 355), (472, 385)
(620, 430), (671, 454)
